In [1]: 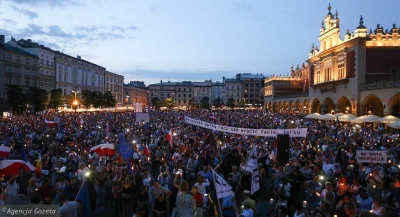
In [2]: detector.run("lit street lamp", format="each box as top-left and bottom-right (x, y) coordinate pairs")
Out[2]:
(72, 90), (79, 113)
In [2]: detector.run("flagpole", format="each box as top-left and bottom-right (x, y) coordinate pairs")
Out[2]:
(212, 169), (224, 217)
(74, 179), (86, 201)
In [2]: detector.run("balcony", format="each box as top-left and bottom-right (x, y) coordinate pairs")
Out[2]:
(360, 79), (400, 91)
(274, 92), (309, 100)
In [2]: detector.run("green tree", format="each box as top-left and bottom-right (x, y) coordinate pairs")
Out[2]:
(49, 88), (63, 112)
(238, 99), (247, 108)
(200, 97), (210, 109)
(213, 97), (223, 108)
(151, 97), (162, 109)
(6, 85), (26, 114)
(227, 98), (236, 109)
(81, 89), (95, 108)
(164, 97), (174, 108)
(25, 87), (48, 112)
(103, 91), (117, 107)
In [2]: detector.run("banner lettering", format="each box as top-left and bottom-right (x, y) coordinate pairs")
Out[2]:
(184, 116), (307, 137)
(356, 150), (388, 164)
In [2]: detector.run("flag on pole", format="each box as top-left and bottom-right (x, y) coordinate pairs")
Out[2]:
(178, 114), (185, 120)
(245, 146), (260, 195)
(165, 130), (173, 149)
(77, 116), (84, 126)
(36, 153), (41, 175)
(212, 169), (234, 199)
(44, 119), (56, 127)
(210, 113), (217, 121)
(76, 182), (92, 217)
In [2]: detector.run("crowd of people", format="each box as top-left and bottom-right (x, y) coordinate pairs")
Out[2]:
(0, 109), (399, 217)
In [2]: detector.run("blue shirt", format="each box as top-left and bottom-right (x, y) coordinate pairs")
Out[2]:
(242, 208), (254, 217)
(356, 195), (373, 212)
(198, 170), (212, 183)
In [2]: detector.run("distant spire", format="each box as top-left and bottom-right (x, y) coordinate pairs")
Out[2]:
(393, 24), (397, 29)
(296, 65), (299, 69)
(335, 10), (339, 19)
(311, 43), (314, 50)
(357, 15), (366, 29)
(327, 3), (332, 15)
(369, 29), (373, 35)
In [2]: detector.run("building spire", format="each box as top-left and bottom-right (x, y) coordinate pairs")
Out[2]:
(327, 3), (332, 15)
(335, 10), (339, 19)
(357, 15), (366, 29)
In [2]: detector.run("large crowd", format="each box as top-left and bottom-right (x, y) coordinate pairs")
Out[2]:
(0, 109), (399, 217)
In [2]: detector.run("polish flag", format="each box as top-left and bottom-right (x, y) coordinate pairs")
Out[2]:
(77, 116), (84, 126)
(45, 119), (57, 127)
(210, 113), (217, 121)
(178, 114), (185, 121)
(165, 130), (173, 149)
(144, 145), (150, 157)
(0, 146), (11, 158)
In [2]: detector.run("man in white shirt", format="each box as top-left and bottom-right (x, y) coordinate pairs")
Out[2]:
(4, 176), (18, 197)
(322, 158), (335, 178)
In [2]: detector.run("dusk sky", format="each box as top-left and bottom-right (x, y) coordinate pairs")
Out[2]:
(0, 0), (398, 85)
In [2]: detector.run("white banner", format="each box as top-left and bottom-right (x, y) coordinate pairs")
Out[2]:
(356, 150), (388, 164)
(245, 146), (260, 195)
(184, 116), (307, 137)
(212, 170), (235, 199)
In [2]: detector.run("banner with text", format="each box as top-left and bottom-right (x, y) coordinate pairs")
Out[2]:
(356, 150), (388, 164)
(184, 116), (307, 137)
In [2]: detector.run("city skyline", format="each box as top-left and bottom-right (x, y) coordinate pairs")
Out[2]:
(0, 0), (399, 85)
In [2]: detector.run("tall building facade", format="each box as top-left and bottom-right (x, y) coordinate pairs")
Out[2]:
(15, 39), (56, 93)
(105, 71), (124, 106)
(193, 80), (212, 105)
(55, 52), (105, 97)
(148, 80), (177, 105)
(223, 77), (242, 103)
(124, 83), (149, 110)
(211, 81), (226, 104)
(236, 73), (264, 107)
(175, 81), (194, 108)
(4, 39), (39, 94)
(0, 36), (5, 100)
(264, 4), (400, 117)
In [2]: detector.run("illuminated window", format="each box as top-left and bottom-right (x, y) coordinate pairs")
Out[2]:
(324, 67), (332, 81)
(316, 69), (321, 83)
(338, 63), (346, 79)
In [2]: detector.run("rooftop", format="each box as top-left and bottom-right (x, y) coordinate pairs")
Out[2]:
(55, 51), (105, 70)
(4, 44), (38, 58)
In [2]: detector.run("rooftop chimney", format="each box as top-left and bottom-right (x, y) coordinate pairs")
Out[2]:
(77, 55), (81, 60)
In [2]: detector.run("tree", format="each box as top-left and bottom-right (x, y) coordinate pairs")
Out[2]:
(49, 88), (63, 112)
(213, 98), (223, 108)
(151, 97), (162, 109)
(103, 91), (117, 108)
(200, 97), (210, 109)
(227, 98), (236, 109)
(164, 97), (174, 108)
(6, 85), (26, 114)
(81, 89), (95, 109)
(25, 87), (48, 112)
(238, 99), (247, 108)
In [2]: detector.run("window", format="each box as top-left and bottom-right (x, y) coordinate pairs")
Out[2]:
(26, 59), (30, 65)
(183, 100), (186, 103)
(63, 89), (66, 96)
(25, 69), (29, 76)
(183, 94), (186, 97)
(6, 65), (12, 73)
(6, 77), (11, 84)
(391, 69), (399, 80)
(325, 67), (332, 81)
(41, 59), (44, 64)
(15, 67), (20, 74)
(316, 69), (321, 83)
(25, 80), (29, 87)
(46, 59), (49, 65)
(189, 88), (191, 91)
(179, 88), (181, 91)
(64, 74), (67, 82)
(7, 54), (11, 60)
(189, 94), (191, 97)
(184, 88), (186, 91)
(338, 63), (346, 79)
(178, 94), (181, 97)
(73, 76), (77, 84)
(46, 81), (49, 87)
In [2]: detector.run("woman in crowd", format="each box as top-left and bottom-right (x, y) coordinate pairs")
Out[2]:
(175, 180), (196, 217)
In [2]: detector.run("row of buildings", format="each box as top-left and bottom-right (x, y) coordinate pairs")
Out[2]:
(0, 36), (149, 110)
(149, 4), (400, 118)
(263, 4), (400, 117)
(147, 73), (265, 109)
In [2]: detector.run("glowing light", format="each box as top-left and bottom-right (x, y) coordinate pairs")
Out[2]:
(85, 172), (90, 177)
(319, 175), (324, 180)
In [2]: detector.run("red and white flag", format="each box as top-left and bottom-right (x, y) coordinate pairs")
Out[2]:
(144, 144), (150, 157)
(0, 146), (11, 158)
(178, 114), (185, 121)
(45, 119), (57, 127)
(77, 116), (84, 126)
(210, 113), (217, 121)
(165, 130), (173, 149)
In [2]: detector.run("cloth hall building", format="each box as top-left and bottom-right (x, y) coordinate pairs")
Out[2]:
(264, 4), (400, 117)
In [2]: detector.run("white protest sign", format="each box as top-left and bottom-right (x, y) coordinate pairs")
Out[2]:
(356, 150), (388, 164)
(212, 170), (234, 199)
(184, 116), (307, 137)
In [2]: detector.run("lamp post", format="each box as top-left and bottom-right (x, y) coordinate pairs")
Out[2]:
(125, 95), (130, 110)
(72, 90), (79, 113)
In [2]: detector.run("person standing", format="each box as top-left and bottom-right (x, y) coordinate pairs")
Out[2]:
(175, 181), (196, 217)
(58, 194), (79, 217)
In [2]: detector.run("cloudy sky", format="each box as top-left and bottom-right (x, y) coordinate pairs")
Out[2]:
(0, 0), (398, 85)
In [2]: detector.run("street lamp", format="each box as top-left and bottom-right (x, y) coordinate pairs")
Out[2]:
(125, 95), (130, 110)
(73, 100), (78, 113)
